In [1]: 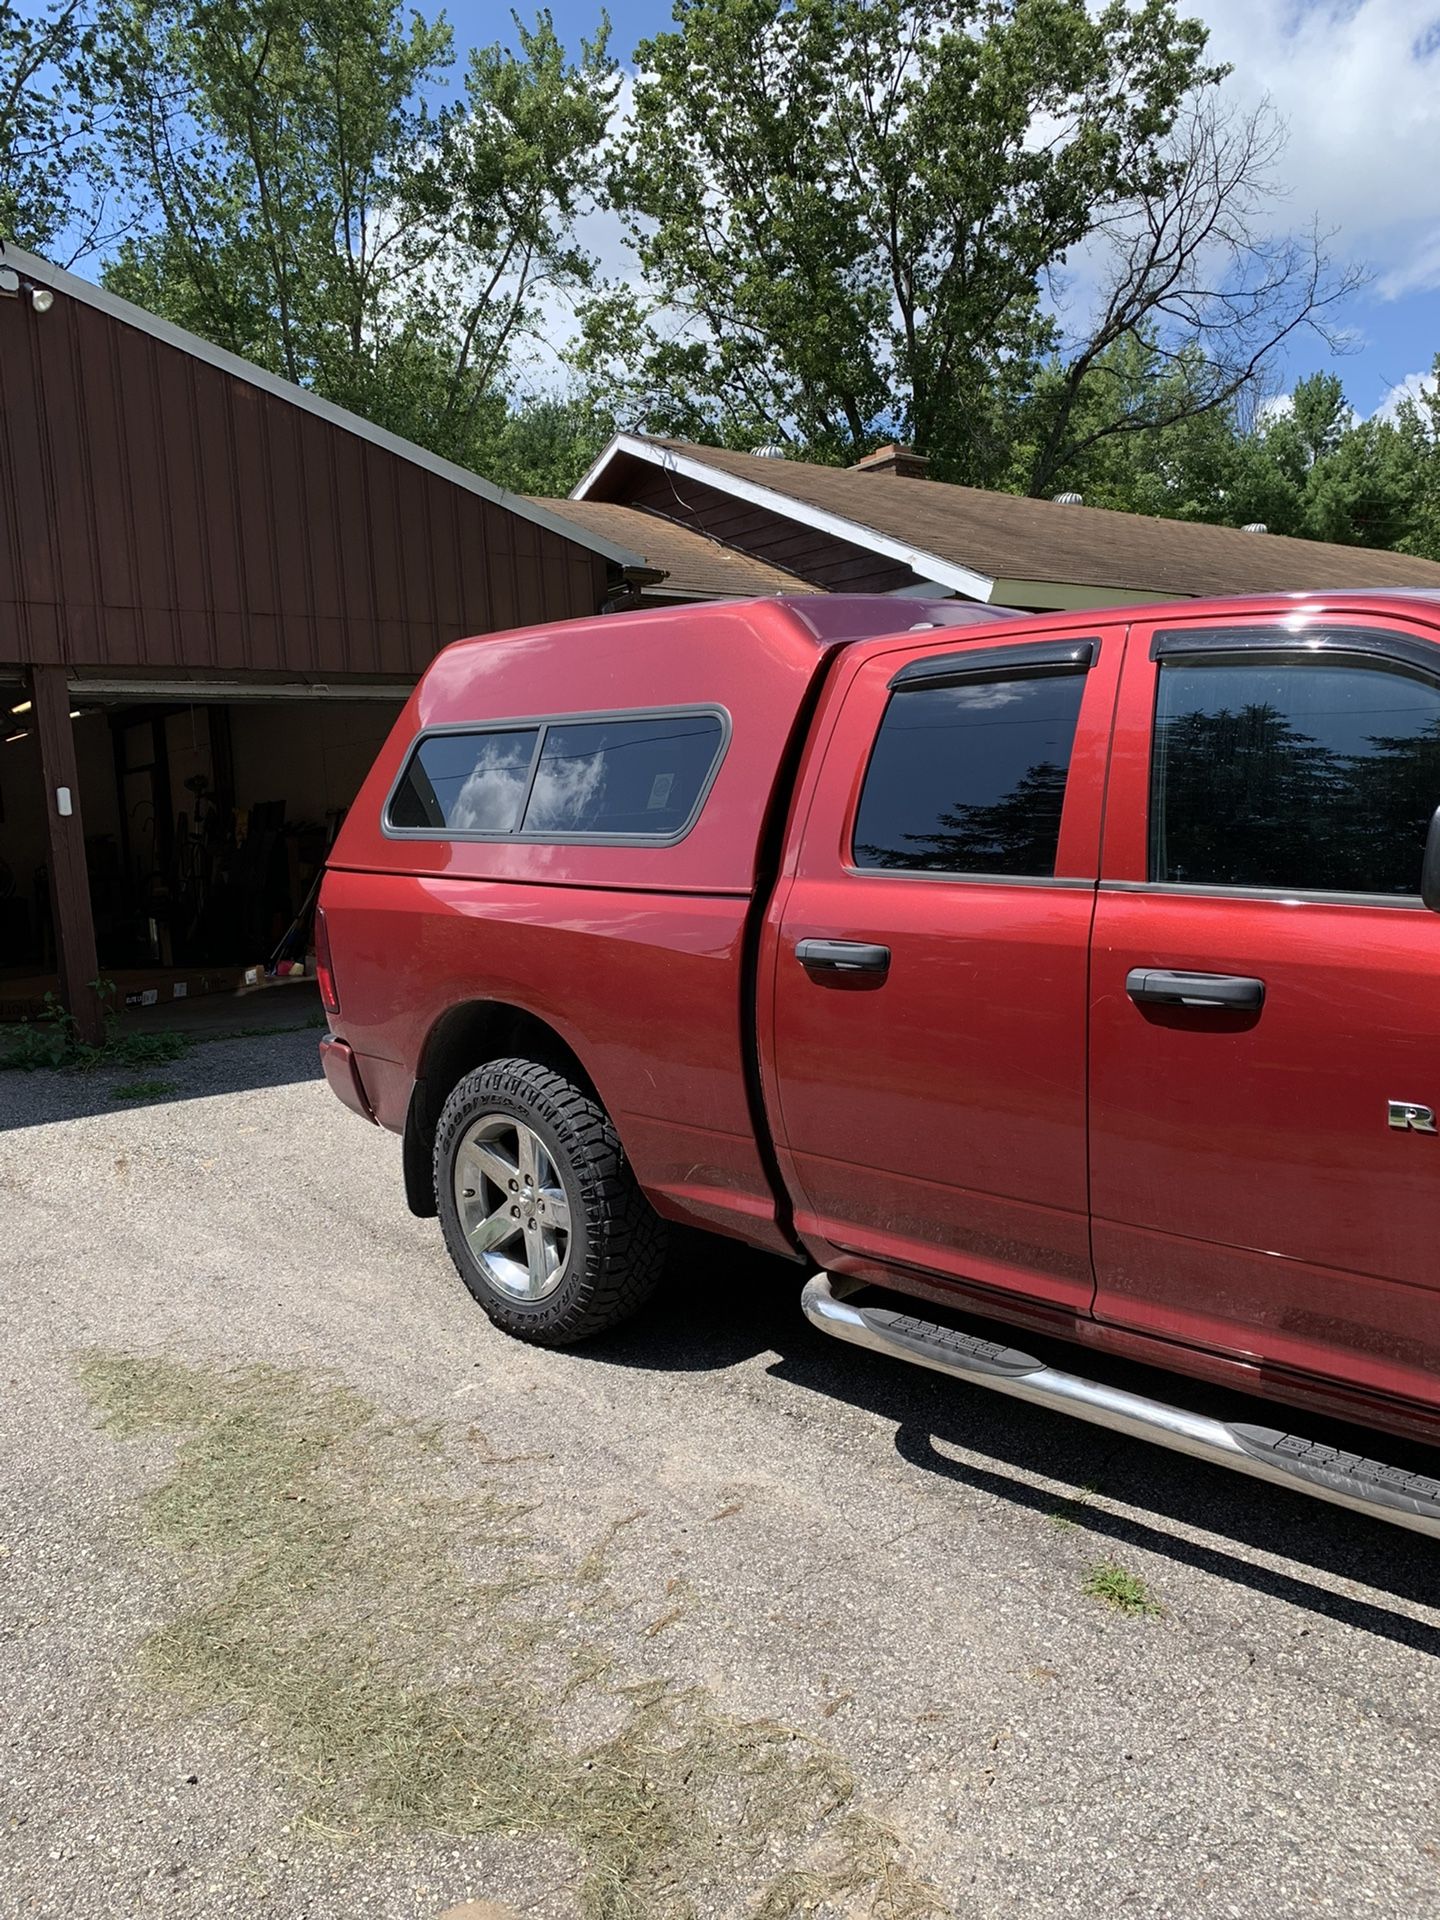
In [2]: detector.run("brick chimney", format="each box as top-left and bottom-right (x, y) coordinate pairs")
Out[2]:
(851, 443), (930, 479)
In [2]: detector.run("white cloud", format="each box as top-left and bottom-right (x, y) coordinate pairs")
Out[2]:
(1377, 230), (1440, 300)
(1179, 0), (1440, 289)
(1374, 366), (1438, 419)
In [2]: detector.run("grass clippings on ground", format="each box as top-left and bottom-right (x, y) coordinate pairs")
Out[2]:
(77, 1351), (948, 1920)
(1082, 1558), (1164, 1617)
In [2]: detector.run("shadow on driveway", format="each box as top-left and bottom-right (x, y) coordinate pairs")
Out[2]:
(0, 1019), (327, 1131)
(590, 1233), (1440, 1656)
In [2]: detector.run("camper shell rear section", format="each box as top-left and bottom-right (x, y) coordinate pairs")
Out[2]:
(321, 596), (1003, 1250)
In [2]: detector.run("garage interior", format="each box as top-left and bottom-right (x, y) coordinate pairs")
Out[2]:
(0, 680), (405, 1021)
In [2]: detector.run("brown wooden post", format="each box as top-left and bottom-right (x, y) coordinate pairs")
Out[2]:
(28, 665), (105, 1045)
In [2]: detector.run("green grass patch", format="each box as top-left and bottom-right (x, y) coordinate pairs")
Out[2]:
(0, 1017), (192, 1073)
(78, 1352), (947, 1920)
(1082, 1559), (1163, 1617)
(108, 1078), (178, 1103)
(1047, 1482), (1100, 1530)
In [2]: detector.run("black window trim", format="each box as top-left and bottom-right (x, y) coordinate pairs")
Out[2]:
(382, 702), (732, 847)
(1147, 622), (1440, 904)
(889, 636), (1096, 692)
(1150, 622), (1440, 681)
(851, 641), (1098, 885)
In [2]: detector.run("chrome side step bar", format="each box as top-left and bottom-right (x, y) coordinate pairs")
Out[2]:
(801, 1273), (1440, 1541)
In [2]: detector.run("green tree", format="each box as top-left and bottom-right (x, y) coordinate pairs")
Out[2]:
(471, 386), (619, 497)
(1, 0), (115, 259)
(1043, 358), (1435, 554)
(1224, 374), (1418, 547)
(1014, 335), (1250, 519)
(586, 0), (1354, 493)
(1393, 363), (1440, 561)
(99, 0), (617, 464)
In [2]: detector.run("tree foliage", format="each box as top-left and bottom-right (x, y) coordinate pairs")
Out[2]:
(1045, 357), (1440, 557)
(585, 0), (1356, 493)
(1, 0), (116, 259)
(96, 0), (617, 464)
(4, 0), (1440, 549)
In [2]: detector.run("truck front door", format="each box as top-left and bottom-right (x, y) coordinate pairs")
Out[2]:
(1089, 611), (1440, 1413)
(763, 625), (1122, 1315)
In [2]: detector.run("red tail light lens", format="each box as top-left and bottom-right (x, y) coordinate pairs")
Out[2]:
(314, 903), (340, 1015)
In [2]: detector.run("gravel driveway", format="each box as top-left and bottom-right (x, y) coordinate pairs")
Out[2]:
(1, 1029), (1437, 1920)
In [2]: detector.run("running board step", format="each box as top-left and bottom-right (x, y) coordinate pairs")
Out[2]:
(800, 1273), (1440, 1540)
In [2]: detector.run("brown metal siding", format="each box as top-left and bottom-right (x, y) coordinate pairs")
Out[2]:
(620, 465), (916, 594)
(0, 289), (610, 675)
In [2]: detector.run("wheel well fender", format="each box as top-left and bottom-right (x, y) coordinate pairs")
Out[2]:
(402, 1001), (601, 1218)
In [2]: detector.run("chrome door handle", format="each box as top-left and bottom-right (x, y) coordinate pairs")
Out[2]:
(796, 939), (891, 974)
(1126, 968), (1265, 1011)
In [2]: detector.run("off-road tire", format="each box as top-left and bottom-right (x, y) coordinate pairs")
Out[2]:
(433, 1057), (667, 1345)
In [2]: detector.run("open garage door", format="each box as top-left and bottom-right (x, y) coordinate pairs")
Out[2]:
(0, 678), (407, 1023)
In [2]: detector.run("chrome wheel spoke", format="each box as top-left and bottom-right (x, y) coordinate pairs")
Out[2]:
(453, 1112), (571, 1303)
(471, 1142), (518, 1189)
(468, 1203), (520, 1254)
(515, 1127), (539, 1188)
(523, 1223), (551, 1297)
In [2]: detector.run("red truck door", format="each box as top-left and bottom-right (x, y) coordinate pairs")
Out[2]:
(1090, 609), (1440, 1413)
(762, 624), (1123, 1314)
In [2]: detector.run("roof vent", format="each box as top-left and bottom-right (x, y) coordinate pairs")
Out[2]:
(1052, 491), (1083, 506)
(753, 443), (787, 459)
(1242, 522), (1268, 534)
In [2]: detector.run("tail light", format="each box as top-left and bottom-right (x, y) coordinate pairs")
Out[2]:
(314, 903), (340, 1016)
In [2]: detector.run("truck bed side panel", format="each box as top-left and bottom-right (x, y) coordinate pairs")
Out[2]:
(321, 865), (792, 1254)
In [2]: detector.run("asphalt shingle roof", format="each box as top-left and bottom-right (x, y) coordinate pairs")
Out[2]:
(531, 496), (824, 599)
(635, 438), (1440, 597)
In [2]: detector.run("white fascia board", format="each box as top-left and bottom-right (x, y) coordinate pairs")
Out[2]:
(573, 433), (996, 602)
(4, 243), (645, 571)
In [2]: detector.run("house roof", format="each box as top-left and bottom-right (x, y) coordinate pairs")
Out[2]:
(3, 241), (645, 571)
(530, 498), (824, 599)
(575, 433), (1440, 604)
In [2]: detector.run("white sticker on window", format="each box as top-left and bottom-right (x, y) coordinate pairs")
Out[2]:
(647, 771), (675, 810)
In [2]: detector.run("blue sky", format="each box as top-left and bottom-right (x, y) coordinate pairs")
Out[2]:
(452, 0), (1440, 420)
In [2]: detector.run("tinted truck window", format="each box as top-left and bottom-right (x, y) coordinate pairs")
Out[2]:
(1152, 655), (1440, 895)
(521, 713), (724, 838)
(388, 711), (725, 841)
(388, 728), (538, 833)
(853, 670), (1086, 876)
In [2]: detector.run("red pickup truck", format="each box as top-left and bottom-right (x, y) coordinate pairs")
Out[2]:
(318, 590), (1440, 1538)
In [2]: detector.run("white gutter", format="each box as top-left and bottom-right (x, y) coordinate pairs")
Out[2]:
(573, 433), (996, 603)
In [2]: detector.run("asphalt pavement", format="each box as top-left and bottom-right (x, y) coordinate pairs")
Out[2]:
(2, 1029), (1438, 1919)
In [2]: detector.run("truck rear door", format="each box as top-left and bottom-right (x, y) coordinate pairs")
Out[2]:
(1090, 608), (1440, 1412)
(761, 623), (1123, 1314)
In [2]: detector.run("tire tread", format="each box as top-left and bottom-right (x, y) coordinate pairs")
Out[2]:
(433, 1057), (666, 1346)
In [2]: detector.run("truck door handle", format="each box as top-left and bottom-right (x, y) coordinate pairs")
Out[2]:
(1126, 968), (1265, 1011)
(796, 938), (891, 974)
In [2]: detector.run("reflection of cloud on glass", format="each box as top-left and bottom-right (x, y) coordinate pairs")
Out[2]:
(526, 750), (607, 830)
(955, 683), (1028, 711)
(451, 738), (531, 831)
(889, 683), (1028, 727)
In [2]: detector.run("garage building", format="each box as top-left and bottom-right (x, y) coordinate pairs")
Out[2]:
(0, 245), (655, 1042)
